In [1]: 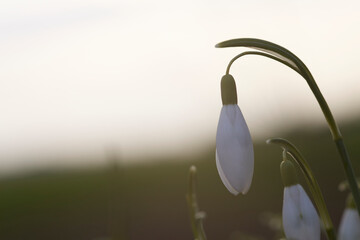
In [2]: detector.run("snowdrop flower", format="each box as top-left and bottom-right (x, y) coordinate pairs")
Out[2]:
(281, 160), (320, 240)
(216, 74), (254, 195)
(338, 194), (360, 240)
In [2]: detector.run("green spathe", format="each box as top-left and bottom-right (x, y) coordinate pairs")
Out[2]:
(221, 74), (237, 105)
(281, 160), (299, 187)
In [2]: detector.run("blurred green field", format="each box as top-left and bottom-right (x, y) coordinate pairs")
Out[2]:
(1, 119), (360, 240)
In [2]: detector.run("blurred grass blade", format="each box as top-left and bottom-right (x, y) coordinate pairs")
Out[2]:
(186, 165), (207, 240)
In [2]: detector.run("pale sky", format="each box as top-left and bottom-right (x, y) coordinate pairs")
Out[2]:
(1, 0), (360, 174)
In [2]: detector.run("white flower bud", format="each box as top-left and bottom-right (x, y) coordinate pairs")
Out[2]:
(338, 194), (360, 240)
(282, 184), (320, 240)
(215, 104), (254, 195)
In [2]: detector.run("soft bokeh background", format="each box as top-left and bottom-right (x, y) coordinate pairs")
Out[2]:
(1, 0), (360, 239)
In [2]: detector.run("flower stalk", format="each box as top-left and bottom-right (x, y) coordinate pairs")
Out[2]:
(216, 38), (360, 216)
(186, 165), (207, 240)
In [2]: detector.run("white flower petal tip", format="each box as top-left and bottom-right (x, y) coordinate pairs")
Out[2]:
(282, 184), (320, 240)
(215, 105), (254, 195)
(338, 208), (360, 240)
(216, 151), (239, 195)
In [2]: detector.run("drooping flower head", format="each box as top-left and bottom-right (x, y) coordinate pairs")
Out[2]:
(216, 74), (254, 195)
(338, 194), (360, 240)
(281, 160), (320, 240)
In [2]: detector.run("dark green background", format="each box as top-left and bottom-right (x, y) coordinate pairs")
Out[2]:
(1, 119), (360, 240)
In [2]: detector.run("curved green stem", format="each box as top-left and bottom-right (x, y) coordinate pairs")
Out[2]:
(226, 51), (304, 77)
(186, 166), (207, 240)
(217, 38), (339, 138)
(267, 138), (336, 240)
(217, 38), (360, 216)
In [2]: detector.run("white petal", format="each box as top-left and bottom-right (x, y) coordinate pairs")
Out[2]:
(338, 208), (360, 240)
(216, 150), (239, 195)
(283, 184), (320, 240)
(215, 104), (254, 195)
